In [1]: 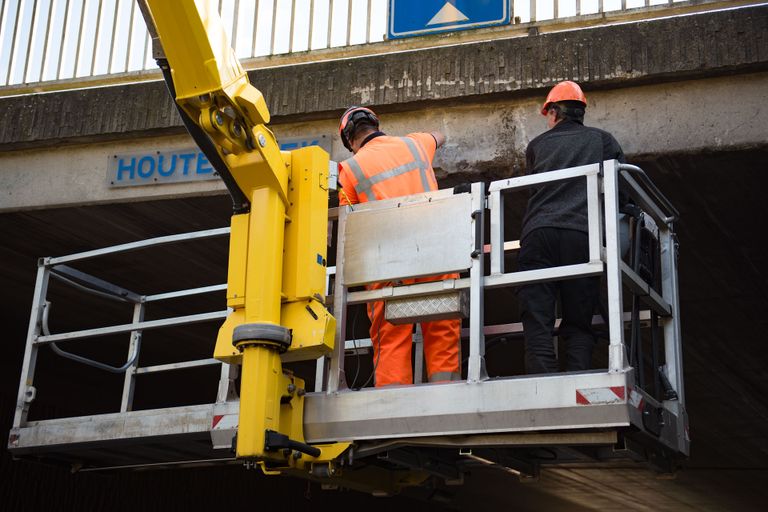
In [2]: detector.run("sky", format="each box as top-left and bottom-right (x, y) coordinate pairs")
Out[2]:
(0, 0), (684, 87)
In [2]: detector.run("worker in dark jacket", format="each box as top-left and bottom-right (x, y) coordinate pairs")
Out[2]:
(519, 80), (625, 374)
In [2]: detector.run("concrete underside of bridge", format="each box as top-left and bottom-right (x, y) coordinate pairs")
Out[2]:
(1, 5), (767, 511)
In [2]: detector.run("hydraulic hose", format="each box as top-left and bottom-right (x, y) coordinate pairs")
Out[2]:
(156, 59), (250, 215)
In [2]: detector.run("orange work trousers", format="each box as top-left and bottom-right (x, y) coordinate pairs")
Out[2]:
(367, 274), (462, 387)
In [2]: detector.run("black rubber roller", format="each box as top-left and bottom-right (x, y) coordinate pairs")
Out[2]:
(233, 323), (292, 352)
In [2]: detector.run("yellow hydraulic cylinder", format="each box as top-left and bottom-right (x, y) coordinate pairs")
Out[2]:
(243, 187), (285, 325)
(237, 343), (286, 458)
(235, 185), (287, 459)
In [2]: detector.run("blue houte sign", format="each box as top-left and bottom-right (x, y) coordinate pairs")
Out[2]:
(107, 135), (331, 188)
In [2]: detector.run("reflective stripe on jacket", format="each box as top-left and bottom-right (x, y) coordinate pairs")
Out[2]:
(338, 133), (438, 205)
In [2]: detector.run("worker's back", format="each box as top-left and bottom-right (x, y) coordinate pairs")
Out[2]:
(521, 120), (624, 240)
(338, 133), (438, 205)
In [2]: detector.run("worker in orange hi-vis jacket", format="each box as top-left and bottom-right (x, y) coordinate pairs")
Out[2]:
(337, 106), (461, 387)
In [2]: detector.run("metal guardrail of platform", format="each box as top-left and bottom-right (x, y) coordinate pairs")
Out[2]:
(8, 159), (688, 472)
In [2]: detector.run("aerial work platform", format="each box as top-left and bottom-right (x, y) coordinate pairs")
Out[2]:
(9, 161), (688, 490)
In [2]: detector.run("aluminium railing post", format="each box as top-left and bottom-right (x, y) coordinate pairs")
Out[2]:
(467, 182), (487, 382)
(142, 21), (150, 69)
(314, 260), (337, 392)
(345, 0), (352, 46)
(288, 0), (296, 53)
(314, 356), (326, 392)
(365, 0), (371, 44)
(251, 0), (260, 57)
(660, 222), (685, 407)
(91, 0), (105, 76)
(660, 220), (687, 454)
(383, 0), (388, 41)
(269, 0), (277, 55)
(231, 0), (241, 53)
(603, 160), (626, 372)
(72, 0), (86, 78)
(120, 302), (145, 412)
(586, 167), (603, 264)
(307, 0), (315, 49)
(413, 324), (424, 384)
(13, 261), (51, 428)
(56, 0), (71, 79)
(21, 0), (40, 83)
(4, 0), (22, 86)
(38, 0), (57, 82)
(22, 0), (40, 83)
(216, 362), (239, 403)
(106, 0), (121, 75)
(327, 205), (350, 392)
(489, 188), (504, 275)
(124, 0), (137, 72)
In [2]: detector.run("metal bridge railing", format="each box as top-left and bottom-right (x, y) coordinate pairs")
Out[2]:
(0, 0), (387, 89)
(0, 0), (753, 93)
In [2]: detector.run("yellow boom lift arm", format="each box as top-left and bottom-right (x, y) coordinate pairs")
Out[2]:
(138, 0), (349, 476)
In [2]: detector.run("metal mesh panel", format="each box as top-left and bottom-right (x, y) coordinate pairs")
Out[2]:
(385, 290), (468, 324)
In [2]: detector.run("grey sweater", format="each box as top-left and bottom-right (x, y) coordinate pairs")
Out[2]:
(521, 120), (625, 241)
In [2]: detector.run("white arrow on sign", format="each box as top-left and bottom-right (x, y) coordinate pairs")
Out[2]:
(427, 2), (470, 26)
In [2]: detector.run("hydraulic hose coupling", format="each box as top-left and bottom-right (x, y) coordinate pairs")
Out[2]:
(232, 323), (292, 352)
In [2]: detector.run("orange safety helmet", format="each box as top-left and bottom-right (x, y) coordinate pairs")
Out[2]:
(541, 81), (587, 116)
(339, 106), (379, 151)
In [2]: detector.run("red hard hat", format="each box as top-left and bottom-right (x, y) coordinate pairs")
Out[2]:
(339, 106), (379, 151)
(541, 81), (587, 116)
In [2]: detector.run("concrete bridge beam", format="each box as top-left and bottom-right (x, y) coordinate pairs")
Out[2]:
(0, 72), (765, 212)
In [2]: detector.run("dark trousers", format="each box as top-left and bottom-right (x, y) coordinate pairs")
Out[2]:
(518, 228), (599, 374)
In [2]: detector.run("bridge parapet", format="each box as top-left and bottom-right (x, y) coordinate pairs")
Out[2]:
(0, 0), (762, 95)
(1, 4), (766, 151)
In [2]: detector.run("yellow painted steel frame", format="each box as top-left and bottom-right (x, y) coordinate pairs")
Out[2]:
(143, 0), (346, 471)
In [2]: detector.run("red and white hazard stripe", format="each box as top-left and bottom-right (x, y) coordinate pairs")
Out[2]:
(212, 414), (238, 430)
(576, 386), (626, 405)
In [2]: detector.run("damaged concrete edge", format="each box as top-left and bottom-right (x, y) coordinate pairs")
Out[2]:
(0, 4), (766, 151)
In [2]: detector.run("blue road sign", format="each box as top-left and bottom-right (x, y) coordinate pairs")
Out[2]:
(388, 0), (509, 39)
(107, 136), (330, 188)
